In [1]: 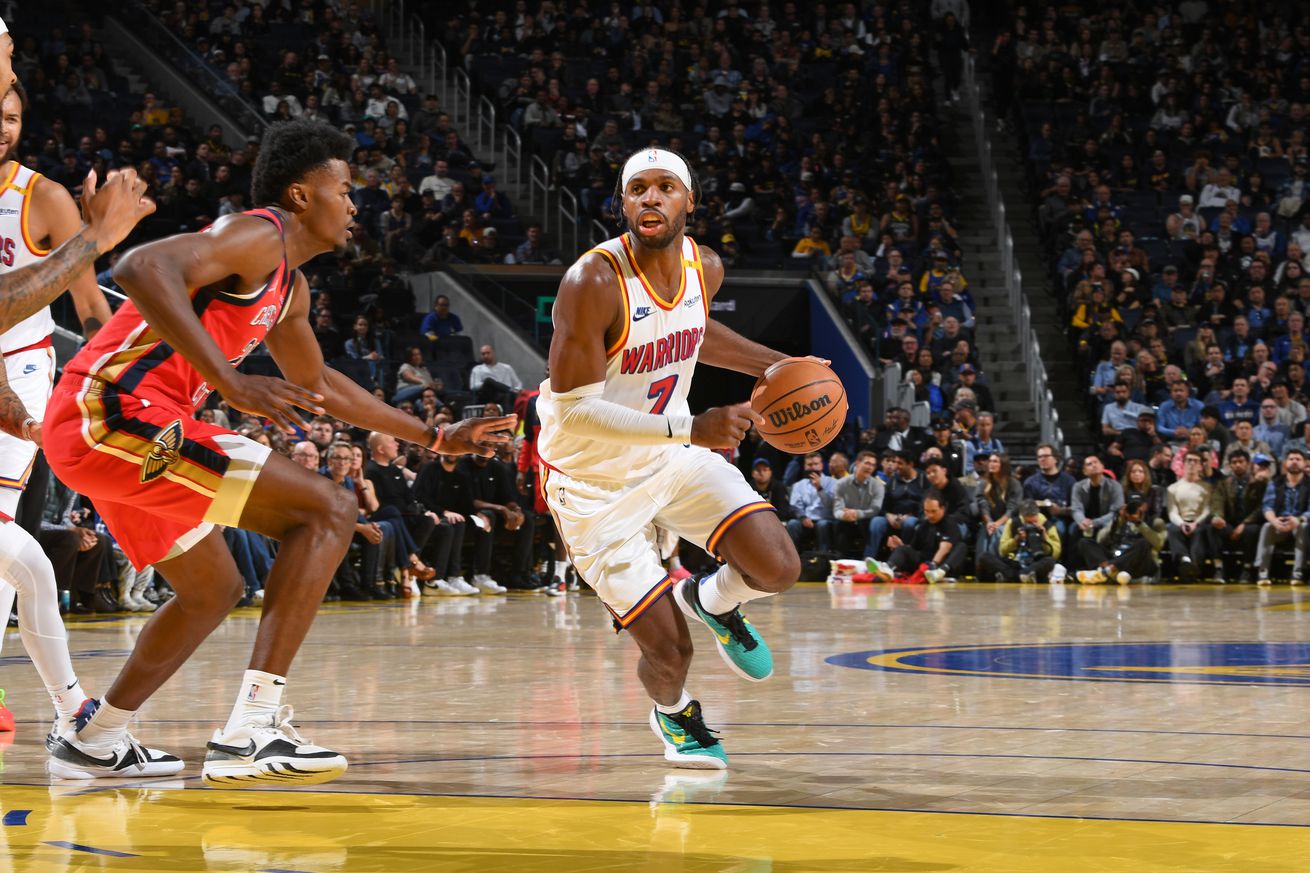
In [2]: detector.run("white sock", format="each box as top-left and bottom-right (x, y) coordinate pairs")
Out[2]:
(697, 564), (770, 616)
(224, 669), (286, 732)
(78, 698), (135, 748)
(0, 523), (79, 705)
(49, 680), (87, 720)
(655, 690), (692, 715)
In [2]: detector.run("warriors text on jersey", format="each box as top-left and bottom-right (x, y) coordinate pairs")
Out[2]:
(536, 234), (708, 484)
(63, 208), (297, 411)
(0, 162), (56, 353)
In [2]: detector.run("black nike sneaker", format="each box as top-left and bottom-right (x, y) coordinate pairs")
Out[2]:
(202, 705), (347, 787)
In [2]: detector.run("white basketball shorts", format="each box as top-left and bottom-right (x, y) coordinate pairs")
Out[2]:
(0, 344), (55, 521)
(541, 447), (774, 630)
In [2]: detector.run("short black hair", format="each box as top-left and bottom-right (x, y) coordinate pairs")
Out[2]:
(609, 146), (701, 229)
(251, 120), (355, 207)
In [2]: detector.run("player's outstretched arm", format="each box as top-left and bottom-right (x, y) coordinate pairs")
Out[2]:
(0, 169), (153, 332)
(266, 272), (514, 457)
(113, 213), (324, 432)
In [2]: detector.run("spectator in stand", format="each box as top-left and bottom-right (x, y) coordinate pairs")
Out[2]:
(786, 452), (835, 552)
(880, 493), (965, 583)
(345, 314), (393, 390)
(1102, 381), (1151, 441)
(461, 452), (528, 591)
(1157, 381), (1205, 443)
(394, 346), (438, 406)
(978, 500), (1062, 583)
(421, 294), (464, 344)
(1074, 500), (1165, 585)
(867, 450), (926, 559)
(833, 452), (884, 557)
(749, 457), (792, 520)
(1166, 453), (1215, 581)
(1024, 444), (1077, 541)
(474, 175), (513, 221)
(1254, 449), (1310, 585)
(1256, 400), (1291, 457)
(508, 223), (561, 265)
(469, 343), (522, 410)
(290, 441), (321, 472)
(1209, 449), (1269, 584)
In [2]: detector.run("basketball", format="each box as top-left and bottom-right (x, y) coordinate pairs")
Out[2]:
(750, 358), (848, 453)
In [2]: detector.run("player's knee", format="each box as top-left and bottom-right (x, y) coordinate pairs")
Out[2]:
(760, 544), (801, 592)
(324, 486), (358, 533)
(644, 634), (693, 675)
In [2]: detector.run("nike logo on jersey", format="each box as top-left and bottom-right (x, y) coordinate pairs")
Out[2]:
(21, 363), (38, 375)
(633, 306), (654, 322)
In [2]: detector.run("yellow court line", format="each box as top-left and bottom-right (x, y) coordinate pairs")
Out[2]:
(1, 785), (1307, 872)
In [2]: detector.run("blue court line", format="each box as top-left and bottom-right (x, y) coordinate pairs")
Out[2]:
(43, 840), (138, 857)
(3, 809), (30, 826)
(259, 869), (315, 873)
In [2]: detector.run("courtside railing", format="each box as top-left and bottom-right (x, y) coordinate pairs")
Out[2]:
(962, 56), (1065, 452)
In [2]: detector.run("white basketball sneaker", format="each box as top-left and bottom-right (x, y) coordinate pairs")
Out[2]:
(202, 705), (347, 787)
(48, 727), (184, 779)
(450, 577), (479, 595)
(471, 575), (507, 594)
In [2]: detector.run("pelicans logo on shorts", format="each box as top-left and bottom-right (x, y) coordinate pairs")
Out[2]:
(140, 420), (185, 484)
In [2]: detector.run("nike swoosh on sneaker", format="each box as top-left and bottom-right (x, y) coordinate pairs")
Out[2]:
(207, 739), (258, 757)
(54, 739), (120, 768)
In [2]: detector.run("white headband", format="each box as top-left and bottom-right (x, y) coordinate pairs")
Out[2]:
(621, 148), (692, 192)
(0, 17), (8, 36)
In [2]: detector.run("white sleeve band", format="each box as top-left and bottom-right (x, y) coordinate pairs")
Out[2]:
(0, 18), (8, 36)
(552, 381), (693, 445)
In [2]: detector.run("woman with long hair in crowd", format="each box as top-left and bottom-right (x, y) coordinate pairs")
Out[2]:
(976, 453), (1022, 568)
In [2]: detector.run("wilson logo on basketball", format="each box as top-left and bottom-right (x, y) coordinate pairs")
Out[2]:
(766, 395), (832, 429)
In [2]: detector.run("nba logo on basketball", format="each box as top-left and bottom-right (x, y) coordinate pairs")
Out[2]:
(805, 428), (820, 446)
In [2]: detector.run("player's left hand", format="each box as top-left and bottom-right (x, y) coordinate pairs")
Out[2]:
(802, 355), (832, 367)
(439, 414), (518, 457)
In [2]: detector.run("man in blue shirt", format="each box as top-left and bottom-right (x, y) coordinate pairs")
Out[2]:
(1157, 381), (1204, 442)
(1102, 382), (1151, 440)
(785, 452), (835, 551)
(420, 295), (464, 342)
(1218, 376), (1259, 428)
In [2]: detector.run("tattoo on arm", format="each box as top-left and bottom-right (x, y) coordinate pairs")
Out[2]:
(0, 231), (98, 333)
(0, 365), (32, 439)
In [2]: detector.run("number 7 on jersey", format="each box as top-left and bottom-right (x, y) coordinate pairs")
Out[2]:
(647, 375), (679, 414)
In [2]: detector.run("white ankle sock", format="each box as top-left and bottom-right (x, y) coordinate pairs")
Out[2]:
(655, 690), (692, 715)
(78, 698), (135, 748)
(224, 669), (286, 732)
(697, 565), (769, 616)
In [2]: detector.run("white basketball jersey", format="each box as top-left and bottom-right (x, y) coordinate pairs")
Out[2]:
(0, 163), (56, 353)
(537, 234), (709, 484)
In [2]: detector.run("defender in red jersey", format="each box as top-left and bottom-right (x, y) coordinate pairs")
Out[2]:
(42, 120), (514, 785)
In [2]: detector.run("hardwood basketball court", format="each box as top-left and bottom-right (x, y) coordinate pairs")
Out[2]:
(2, 581), (1309, 871)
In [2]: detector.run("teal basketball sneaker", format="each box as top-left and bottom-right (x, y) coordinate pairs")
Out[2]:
(672, 577), (773, 682)
(649, 700), (728, 770)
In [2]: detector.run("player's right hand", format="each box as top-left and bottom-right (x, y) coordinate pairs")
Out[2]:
(691, 403), (763, 449)
(222, 373), (325, 434)
(80, 169), (157, 254)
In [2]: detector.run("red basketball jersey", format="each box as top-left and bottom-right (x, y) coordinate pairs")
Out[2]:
(64, 208), (296, 410)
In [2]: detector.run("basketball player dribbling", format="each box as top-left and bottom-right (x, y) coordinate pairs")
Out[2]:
(0, 80), (116, 748)
(41, 120), (514, 784)
(537, 147), (803, 768)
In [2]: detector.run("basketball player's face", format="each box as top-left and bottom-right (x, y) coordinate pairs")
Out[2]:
(295, 158), (357, 249)
(0, 89), (20, 165)
(624, 169), (692, 250)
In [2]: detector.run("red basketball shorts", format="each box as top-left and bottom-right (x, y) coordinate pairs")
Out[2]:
(43, 376), (272, 569)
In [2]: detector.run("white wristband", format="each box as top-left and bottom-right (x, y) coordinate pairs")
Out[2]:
(20, 417), (35, 441)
